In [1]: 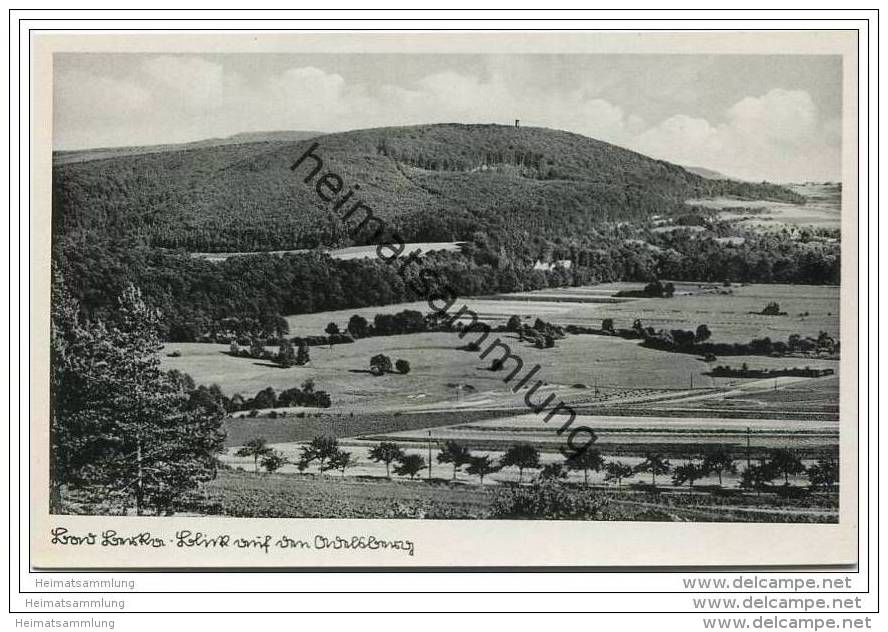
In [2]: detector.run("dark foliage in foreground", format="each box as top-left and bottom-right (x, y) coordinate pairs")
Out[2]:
(50, 276), (225, 515)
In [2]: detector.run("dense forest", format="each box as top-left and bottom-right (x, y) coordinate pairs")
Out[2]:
(56, 225), (839, 342)
(53, 123), (804, 253)
(52, 124), (839, 341)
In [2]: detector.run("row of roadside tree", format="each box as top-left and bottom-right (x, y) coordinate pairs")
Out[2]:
(235, 438), (838, 492)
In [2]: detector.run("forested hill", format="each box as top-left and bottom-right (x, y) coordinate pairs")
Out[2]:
(52, 123), (804, 253)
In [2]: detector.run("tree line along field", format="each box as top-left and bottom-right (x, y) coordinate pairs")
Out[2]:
(280, 282), (839, 344)
(216, 401), (837, 486)
(205, 414), (838, 522)
(221, 439), (834, 487)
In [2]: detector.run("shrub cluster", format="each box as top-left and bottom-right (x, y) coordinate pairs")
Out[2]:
(228, 381), (332, 411)
(490, 481), (610, 519)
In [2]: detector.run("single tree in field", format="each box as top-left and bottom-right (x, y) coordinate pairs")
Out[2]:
(601, 318), (615, 333)
(501, 444), (541, 485)
(253, 387), (276, 410)
(298, 436), (339, 473)
(437, 440), (472, 480)
(327, 448), (356, 477)
(370, 353), (393, 376)
(702, 447), (737, 486)
(249, 338), (266, 359)
(565, 446), (604, 487)
(324, 322), (339, 348)
(393, 454), (426, 480)
(695, 324), (712, 343)
(506, 315), (522, 332)
(539, 462), (568, 481)
(740, 462), (778, 495)
(604, 461), (634, 488)
(635, 453), (671, 486)
(806, 457), (839, 492)
(466, 455), (501, 484)
(672, 462), (706, 488)
(260, 450), (288, 474)
(235, 438), (273, 473)
(368, 442), (405, 478)
(276, 339), (297, 367)
(768, 448), (806, 485)
(395, 359), (411, 374)
(347, 314), (369, 338)
(296, 343), (310, 365)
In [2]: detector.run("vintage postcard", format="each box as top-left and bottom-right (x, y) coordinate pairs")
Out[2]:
(29, 30), (860, 568)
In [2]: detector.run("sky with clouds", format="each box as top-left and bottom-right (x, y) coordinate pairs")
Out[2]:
(53, 53), (842, 182)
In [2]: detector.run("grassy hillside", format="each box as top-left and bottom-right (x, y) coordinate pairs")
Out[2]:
(52, 123), (804, 253)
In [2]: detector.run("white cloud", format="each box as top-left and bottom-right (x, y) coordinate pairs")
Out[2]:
(142, 56), (223, 111)
(630, 89), (839, 181)
(54, 70), (151, 122)
(53, 59), (841, 182)
(726, 89), (817, 142)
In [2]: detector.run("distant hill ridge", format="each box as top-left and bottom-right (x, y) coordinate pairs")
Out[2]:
(52, 123), (805, 252)
(683, 165), (737, 181)
(52, 130), (321, 165)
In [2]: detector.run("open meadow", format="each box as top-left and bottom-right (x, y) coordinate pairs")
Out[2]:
(687, 183), (841, 230)
(191, 242), (465, 262)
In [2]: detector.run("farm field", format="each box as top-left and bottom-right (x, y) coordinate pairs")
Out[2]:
(221, 409), (515, 448)
(165, 281), (840, 417)
(166, 278), (842, 515)
(282, 282), (840, 344)
(687, 183), (841, 229)
(664, 375), (840, 418)
(195, 469), (838, 522)
(163, 332), (839, 415)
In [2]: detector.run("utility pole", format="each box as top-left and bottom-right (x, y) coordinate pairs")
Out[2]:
(746, 426), (752, 471)
(690, 373), (694, 390)
(427, 431), (432, 481)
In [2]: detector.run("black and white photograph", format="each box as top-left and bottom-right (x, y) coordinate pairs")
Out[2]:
(30, 29), (862, 570)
